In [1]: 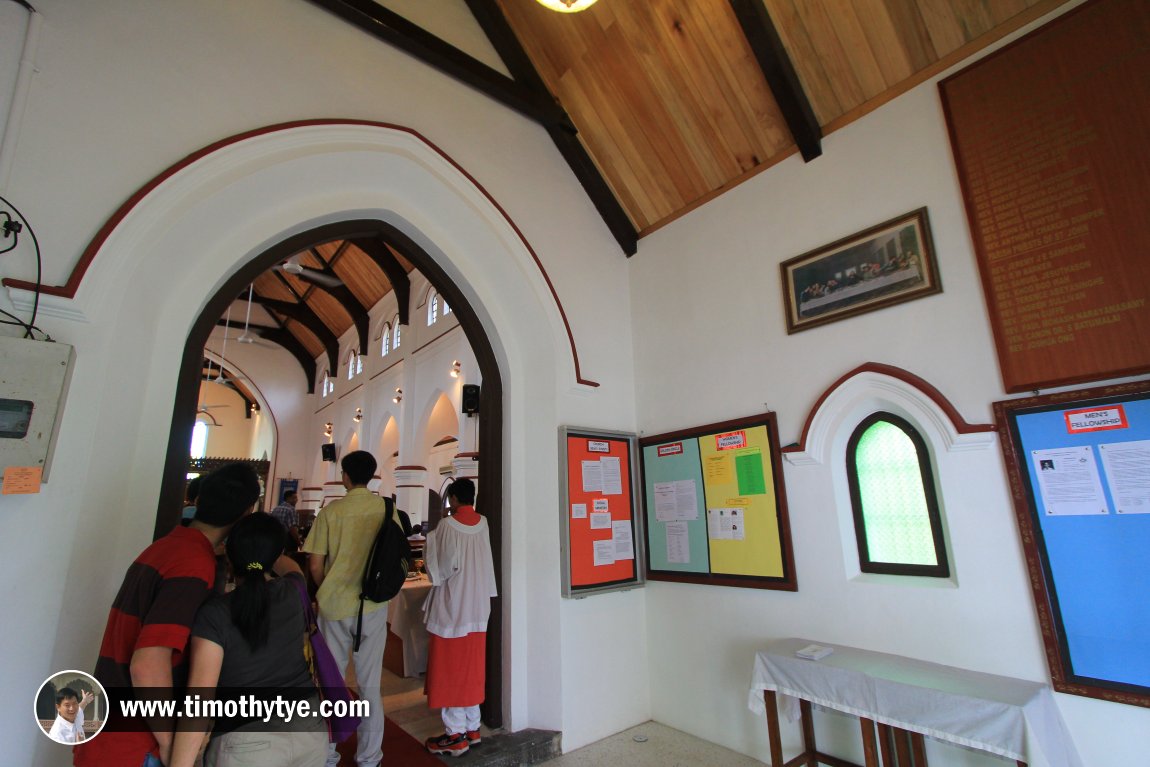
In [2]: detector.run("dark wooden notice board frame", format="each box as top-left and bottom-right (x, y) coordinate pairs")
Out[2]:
(994, 379), (1150, 708)
(940, 0), (1150, 392)
(639, 413), (796, 590)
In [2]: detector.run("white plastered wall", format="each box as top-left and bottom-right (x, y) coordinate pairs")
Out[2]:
(628, 3), (1148, 765)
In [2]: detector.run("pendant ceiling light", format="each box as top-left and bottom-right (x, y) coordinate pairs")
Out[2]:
(536, 0), (599, 12)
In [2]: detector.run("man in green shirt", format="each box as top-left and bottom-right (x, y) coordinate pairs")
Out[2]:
(304, 450), (399, 767)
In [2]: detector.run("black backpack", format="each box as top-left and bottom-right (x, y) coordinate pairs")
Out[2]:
(354, 497), (410, 651)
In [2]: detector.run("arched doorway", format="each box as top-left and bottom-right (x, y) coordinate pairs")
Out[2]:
(159, 219), (505, 726)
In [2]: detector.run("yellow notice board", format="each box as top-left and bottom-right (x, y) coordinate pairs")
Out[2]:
(641, 413), (796, 590)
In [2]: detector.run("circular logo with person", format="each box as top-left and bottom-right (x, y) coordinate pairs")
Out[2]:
(35, 670), (107, 745)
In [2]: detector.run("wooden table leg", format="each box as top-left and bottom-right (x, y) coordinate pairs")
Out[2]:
(799, 699), (817, 767)
(894, 728), (913, 765)
(859, 717), (880, 767)
(911, 732), (927, 766)
(763, 690), (783, 767)
(877, 723), (895, 766)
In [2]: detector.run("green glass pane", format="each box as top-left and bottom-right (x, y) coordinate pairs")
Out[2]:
(856, 421), (937, 566)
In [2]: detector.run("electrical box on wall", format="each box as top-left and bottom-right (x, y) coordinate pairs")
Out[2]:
(0, 335), (75, 483)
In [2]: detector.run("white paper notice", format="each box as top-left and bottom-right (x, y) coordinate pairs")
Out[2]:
(1099, 440), (1150, 514)
(581, 460), (602, 493)
(654, 482), (678, 522)
(674, 479), (698, 520)
(707, 507), (746, 540)
(665, 521), (690, 564)
(600, 456), (623, 495)
(612, 520), (635, 560)
(592, 498), (609, 512)
(1032, 446), (1108, 515)
(571, 503), (587, 519)
(593, 539), (615, 566)
(590, 511), (612, 529)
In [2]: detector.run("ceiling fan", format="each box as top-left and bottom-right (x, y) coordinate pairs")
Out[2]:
(221, 285), (276, 349)
(274, 253), (343, 289)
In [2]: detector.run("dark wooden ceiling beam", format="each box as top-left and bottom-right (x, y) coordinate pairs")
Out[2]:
(728, 0), (822, 162)
(304, 0), (571, 129)
(464, 0), (638, 256)
(199, 364), (257, 418)
(305, 246), (370, 355)
(349, 236), (411, 328)
(213, 320), (318, 394)
(251, 296), (340, 375)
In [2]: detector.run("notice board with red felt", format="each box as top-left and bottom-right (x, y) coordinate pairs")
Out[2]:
(559, 427), (645, 598)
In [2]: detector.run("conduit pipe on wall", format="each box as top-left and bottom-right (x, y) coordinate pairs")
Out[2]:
(0, 5), (41, 192)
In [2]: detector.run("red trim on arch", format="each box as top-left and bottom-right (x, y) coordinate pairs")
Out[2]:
(782, 362), (995, 454)
(2, 119), (600, 387)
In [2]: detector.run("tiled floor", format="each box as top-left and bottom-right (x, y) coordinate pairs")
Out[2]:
(535, 722), (763, 767)
(382, 668), (760, 767)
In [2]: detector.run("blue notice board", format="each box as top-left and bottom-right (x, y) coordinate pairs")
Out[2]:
(998, 383), (1150, 706)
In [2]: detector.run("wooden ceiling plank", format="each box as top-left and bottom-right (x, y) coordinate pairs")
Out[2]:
(854, 0), (916, 84)
(991, 0), (1036, 25)
(285, 318), (325, 361)
(307, 245), (370, 355)
(791, 0), (867, 113)
(350, 235), (413, 327)
(763, 0), (842, 125)
(819, 0), (890, 99)
(305, 0), (571, 128)
(685, 0), (792, 156)
(470, 0), (640, 254)
(916, 0), (968, 55)
(728, 0), (823, 161)
(652, 1), (769, 182)
(334, 244), (388, 308)
(594, 20), (706, 205)
(947, 0), (998, 43)
(880, 0), (939, 71)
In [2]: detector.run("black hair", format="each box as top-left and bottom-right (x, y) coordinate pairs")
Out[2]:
(195, 463), (261, 527)
(282, 490), (298, 502)
(185, 475), (203, 503)
(341, 450), (377, 485)
(448, 478), (475, 505)
(225, 513), (286, 650)
(55, 687), (79, 705)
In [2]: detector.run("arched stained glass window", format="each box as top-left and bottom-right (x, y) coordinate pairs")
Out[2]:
(846, 412), (949, 577)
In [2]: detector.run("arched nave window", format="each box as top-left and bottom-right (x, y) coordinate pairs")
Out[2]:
(347, 350), (360, 380)
(381, 323), (391, 357)
(392, 316), (402, 351)
(846, 412), (949, 578)
(321, 369), (334, 398)
(427, 290), (439, 326)
(190, 420), (209, 459)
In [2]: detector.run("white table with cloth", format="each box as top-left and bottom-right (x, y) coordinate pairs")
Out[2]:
(747, 638), (1082, 767)
(386, 575), (432, 677)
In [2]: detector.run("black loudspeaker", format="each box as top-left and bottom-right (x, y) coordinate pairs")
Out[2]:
(461, 384), (481, 415)
(321, 443), (337, 462)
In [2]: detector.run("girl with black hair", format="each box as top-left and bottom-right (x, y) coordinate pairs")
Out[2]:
(171, 513), (326, 767)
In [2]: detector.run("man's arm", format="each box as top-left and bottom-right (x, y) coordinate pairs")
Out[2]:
(170, 638), (223, 767)
(308, 553), (327, 588)
(130, 645), (176, 763)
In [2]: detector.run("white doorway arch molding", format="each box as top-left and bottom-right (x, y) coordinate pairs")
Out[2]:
(49, 120), (577, 735)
